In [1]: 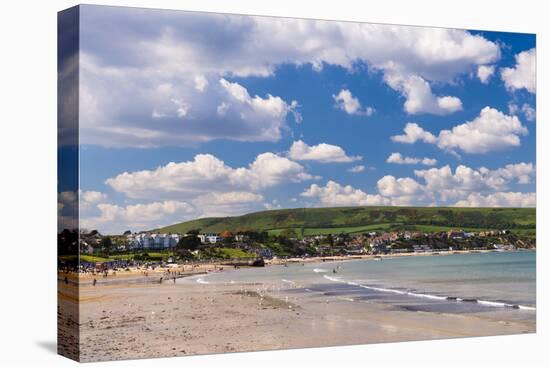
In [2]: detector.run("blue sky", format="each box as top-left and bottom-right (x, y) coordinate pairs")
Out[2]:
(71, 5), (536, 234)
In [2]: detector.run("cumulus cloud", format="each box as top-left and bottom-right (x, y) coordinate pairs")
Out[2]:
(85, 152), (321, 232)
(501, 48), (536, 93)
(299, 161), (534, 208)
(400, 75), (462, 115)
(81, 200), (196, 233)
(105, 152), (316, 200)
(477, 65), (495, 84)
(80, 189), (267, 233)
(301, 181), (389, 206)
(348, 165), (365, 173)
(391, 122), (437, 144)
(386, 152), (436, 166)
(491, 162), (536, 184)
(80, 190), (107, 204)
(375, 162), (535, 205)
(436, 107), (528, 153)
(192, 191), (264, 217)
(454, 192), (535, 208)
(288, 140), (362, 163)
(333, 89), (374, 116)
(413, 162), (535, 201)
(80, 56), (301, 147)
(376, 176), (424, 205)
(76, 6), (501, 147)
(392, 107), (528, 154)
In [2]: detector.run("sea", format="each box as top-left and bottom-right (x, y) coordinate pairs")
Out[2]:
(186, 251), (536, 315)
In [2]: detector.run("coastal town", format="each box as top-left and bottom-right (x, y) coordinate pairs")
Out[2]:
(71, 227), (536, 267)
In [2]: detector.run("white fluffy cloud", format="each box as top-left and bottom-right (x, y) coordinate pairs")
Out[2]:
(436, 107), (528, 153)
(376, 162), (535, 205)
(333, 89), (374, 116)
(501, 48), (536, 93)
(192, 191), (265, 218)
(81, 200), (196, 233)
(392, 107), (528, 154)
(377, 176), (424, 205)
(80, 190), (267, 233)
(80, 55), (301, 147)
(301, 181), (389, 206)
(75, 7), (502, 147)
(400, 75), (463, 115)
(391, 122), (437, 144)
(477, 65), (495, 84)
(413, 162), (535, 201)
(81, 190), (108, 204)
(85, 152), (321, 232)
(299, 161), (534, 208)
(386, 152), (436, 166)
(288, 140), (362, 163)
(454, 192), (535, 208)
(82, 8), (500, 83)
(348, 165), (365, 173)
(491, 162), (536, 184)
(105, 152), (316, 200)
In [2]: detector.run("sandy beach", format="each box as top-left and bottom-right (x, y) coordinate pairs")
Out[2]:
(58, 257), (535, 362)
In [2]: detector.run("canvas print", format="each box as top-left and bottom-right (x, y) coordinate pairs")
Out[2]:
(58, 5), (536, 362)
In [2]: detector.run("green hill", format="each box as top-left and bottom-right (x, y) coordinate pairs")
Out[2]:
(156, 206), (536, 237)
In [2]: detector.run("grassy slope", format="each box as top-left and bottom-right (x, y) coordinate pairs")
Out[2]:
(157, 206), (535, 237)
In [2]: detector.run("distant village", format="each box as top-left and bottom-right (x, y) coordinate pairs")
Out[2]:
(78, 227), (536, 260)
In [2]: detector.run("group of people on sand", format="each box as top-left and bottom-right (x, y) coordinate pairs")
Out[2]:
(87, 262), (231, 287)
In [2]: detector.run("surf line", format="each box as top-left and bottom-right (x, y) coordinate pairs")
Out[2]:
(323, 275), (536, 311)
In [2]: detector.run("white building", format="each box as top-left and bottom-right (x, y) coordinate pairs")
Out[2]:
(127, 233), (180, 249)
(198, 233), (222, 244)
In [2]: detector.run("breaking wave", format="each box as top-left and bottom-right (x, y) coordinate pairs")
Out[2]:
(322, 275), (535, 311)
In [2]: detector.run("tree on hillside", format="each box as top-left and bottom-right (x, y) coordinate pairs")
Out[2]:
(177, 235), (201, 252)
(99, 236), (114, 255)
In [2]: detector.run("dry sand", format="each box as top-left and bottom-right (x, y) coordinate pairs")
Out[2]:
(58, 271), (535, 362)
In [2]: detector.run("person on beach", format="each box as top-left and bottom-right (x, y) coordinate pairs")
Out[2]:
(93, 278), (97, 286)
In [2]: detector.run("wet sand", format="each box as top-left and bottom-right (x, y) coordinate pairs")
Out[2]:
(58, 274), (535, 362)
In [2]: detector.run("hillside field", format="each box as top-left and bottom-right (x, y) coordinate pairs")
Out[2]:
(157, 206), (536, 238)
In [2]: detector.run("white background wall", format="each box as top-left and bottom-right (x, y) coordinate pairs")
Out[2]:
(0, 0), (547, 366)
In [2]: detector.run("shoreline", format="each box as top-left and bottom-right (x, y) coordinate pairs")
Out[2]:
(267, 248), (535, 265)
(59, 248), (535, 287)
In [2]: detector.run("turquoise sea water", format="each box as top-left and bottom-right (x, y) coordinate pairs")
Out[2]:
(195, 251), (535, 312)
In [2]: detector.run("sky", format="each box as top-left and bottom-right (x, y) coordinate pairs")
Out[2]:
(66, 5), (536, 234)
